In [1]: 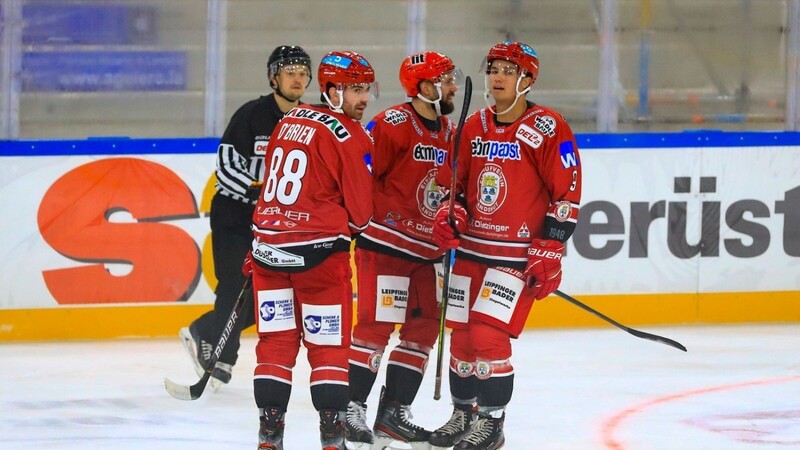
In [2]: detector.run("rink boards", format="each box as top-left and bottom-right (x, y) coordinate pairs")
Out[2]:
(1, 132), (798, 340)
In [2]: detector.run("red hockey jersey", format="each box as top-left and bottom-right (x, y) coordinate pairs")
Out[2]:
(358, 103), (456, 262)
(436, 103), (582, 268)
(251, 104), (374, 272)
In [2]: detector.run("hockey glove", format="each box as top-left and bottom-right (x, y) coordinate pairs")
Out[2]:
(245, 181), (263, 202)
(241, 251), (254, 278)
(524, 238), (565, 300)
(432, 200), (468, 250)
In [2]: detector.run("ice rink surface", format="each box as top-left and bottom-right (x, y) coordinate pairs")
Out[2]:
(2, 323), (799, 449)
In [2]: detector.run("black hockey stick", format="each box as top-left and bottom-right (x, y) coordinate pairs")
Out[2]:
(553, 289), (687, 352)
(164, 276), (254, 400)
(434, 75), (472, 401)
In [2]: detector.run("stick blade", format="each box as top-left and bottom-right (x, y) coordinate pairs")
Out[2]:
(164, 377), (202, 401)
(628, 328), (688, 352)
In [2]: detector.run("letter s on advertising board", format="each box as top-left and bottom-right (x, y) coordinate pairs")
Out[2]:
(37, 158), (201, 304)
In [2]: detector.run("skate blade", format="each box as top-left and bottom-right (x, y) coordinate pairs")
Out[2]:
(345, 442), (372, 450)
(372, 435), (416, 449)
(209, 377), (222, 391)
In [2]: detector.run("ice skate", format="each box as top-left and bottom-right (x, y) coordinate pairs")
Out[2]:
(372, 387), (431, 450)
(258, 406), (285, 450)
(344, 400), (374, 447)
(319, 408), (347, 450)
(428, 403), (475, 449)
(453, 410), (504, 450)
(210, 361), (233, 390)
(179, 324), (212, 376)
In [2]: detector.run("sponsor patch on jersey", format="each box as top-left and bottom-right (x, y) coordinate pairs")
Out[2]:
(476, 164), (507, 215)
(254, 140), (269, 155)
(534, 115), (557, 137)
(516, 124), (543, 149)
(559, 141), (579, 168)
(412, 143), (446, 166)
(383, 108), (408, 126)
(471, 137), (521, 161)
(285, 107), (351, 142)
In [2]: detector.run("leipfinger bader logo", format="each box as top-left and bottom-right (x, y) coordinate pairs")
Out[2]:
(570, 177), (800, 260)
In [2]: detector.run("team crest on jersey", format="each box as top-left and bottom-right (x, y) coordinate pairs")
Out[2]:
(553, 200), (573, 222)
(383, 108), (408, 126)
(476, 164), (507, 215)
(417, 169), (443, 219)
(534, 115), (557, 137)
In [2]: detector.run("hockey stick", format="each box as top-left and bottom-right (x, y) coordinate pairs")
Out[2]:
(553, 289), (687, 352)
(434, 75), (472, 401)
(164, 276), (254, 400)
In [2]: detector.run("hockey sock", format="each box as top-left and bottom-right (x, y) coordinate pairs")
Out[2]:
(311, 383), (349, 412)
(349, 363), (379, 403)
(254, 378), (292, 411)
(477, 373), (514, 407)
(384, 364), (423, 405)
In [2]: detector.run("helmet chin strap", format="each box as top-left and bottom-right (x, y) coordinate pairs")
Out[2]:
(323, 89), (345, 114)
(484, 75), (531, 116)
(416, 84), (444, 117)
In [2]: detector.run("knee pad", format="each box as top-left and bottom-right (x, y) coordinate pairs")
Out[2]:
(255, 329), (300, 367)
(308, 345), (349, 386)
(470, 322), (512, 361)
(398, 316), (440, 349)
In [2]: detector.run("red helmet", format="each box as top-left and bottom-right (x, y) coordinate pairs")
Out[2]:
(485, 41), (539, 83)
(399, 51), (456, 97)
(317, 50), (376, 92)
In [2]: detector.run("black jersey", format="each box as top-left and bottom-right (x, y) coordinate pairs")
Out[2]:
(215, 93), (293, 204)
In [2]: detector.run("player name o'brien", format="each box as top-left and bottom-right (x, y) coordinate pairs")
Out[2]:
(276, 122), (316, 146)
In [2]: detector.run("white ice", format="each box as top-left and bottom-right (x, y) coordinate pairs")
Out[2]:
(2, 324), (799, 449)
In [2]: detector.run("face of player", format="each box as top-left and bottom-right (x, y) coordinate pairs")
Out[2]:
(486, 59), (532, 108)
(432, 69), (459, 115)
(339, 84), (372, 120)
(272, 64), (310, 102)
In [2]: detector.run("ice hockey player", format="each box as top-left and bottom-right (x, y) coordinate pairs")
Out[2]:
(428, 41), (583, 450)
(344, 51), (462, 450)
(246, 50), (377, 450)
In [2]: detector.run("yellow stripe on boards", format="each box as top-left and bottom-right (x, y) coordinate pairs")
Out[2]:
(0, 291), (797, 341)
